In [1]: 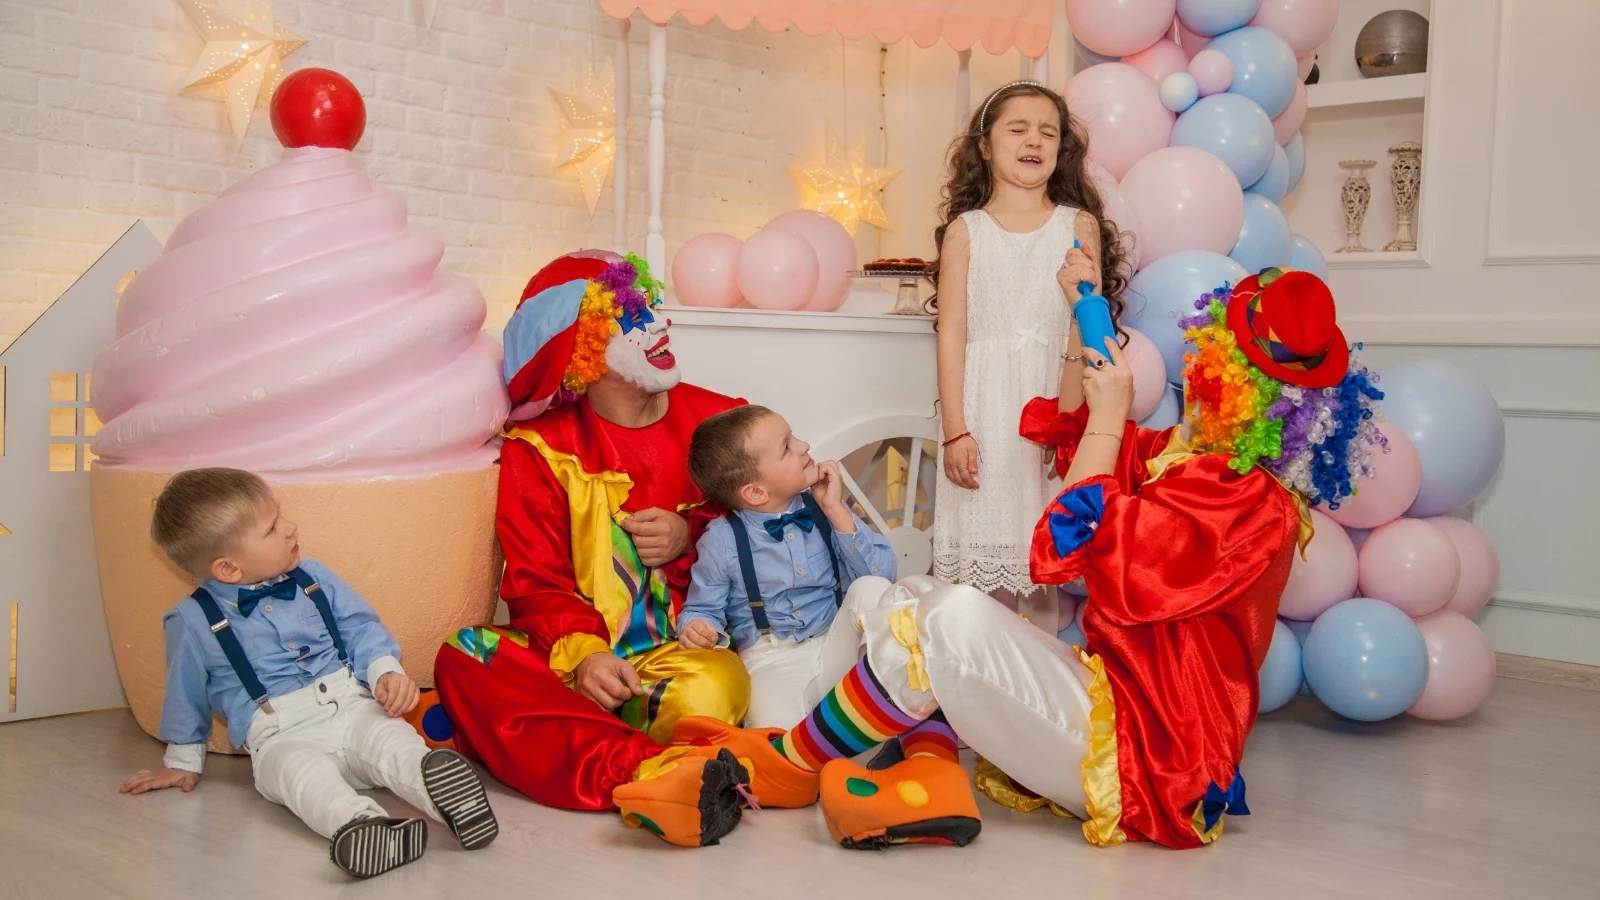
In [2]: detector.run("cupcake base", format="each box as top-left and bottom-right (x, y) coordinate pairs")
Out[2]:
(91, 465), (501, 753)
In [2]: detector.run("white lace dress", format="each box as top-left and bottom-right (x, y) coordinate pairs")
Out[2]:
(933, 206), (1076, 595)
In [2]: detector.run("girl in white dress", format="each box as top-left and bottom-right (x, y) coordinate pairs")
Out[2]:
(930, 82), (1135, 633)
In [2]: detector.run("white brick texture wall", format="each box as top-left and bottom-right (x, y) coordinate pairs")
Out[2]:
(0, 0), (827, 348)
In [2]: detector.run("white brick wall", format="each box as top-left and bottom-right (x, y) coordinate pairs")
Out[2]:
(0, 0), (834, 348)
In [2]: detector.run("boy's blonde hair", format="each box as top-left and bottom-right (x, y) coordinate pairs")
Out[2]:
(688, 405), (774, 511)
(151, 468), (274, 580)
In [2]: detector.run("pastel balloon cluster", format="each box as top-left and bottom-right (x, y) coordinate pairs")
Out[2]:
(1258, 358), (1507, 723)
(1063, 0), (1330, 387)
(670, 210), (858, 312)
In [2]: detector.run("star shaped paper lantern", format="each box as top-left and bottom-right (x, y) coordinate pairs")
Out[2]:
(788, 131), (903, 235)
(549, 59), (618, 215)
(175, 0), (305, 145)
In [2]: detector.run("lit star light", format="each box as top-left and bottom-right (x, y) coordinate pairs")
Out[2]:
(175, 0), (305, 145)
(788, 131), (902, 235)
(549, 58), (618, 215)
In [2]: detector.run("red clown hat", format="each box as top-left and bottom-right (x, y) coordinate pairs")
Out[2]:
(1225, 269), (1349, 389)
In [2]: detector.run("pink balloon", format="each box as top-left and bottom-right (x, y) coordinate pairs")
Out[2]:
(1086, 161), (1143, 274)
(1065, 0), (1179, 57)
(1188, 49), (1235, 96)
(1272, 82), (1308, 144)
(1177, 20), (1210, 56)
(1250, 0), (1339, 57)
(736, 229), (818, 311)
(1358, 518), (1460, 618)
(1296, 53), (1315, 82)
(1325, 425), (1421, 530)
(1120, 146), (1245, 264)
(1120, 327), (1168, 420)
(763, 210), (858, 312)
(670, 233), (744, 308)
(1278, 509), (1358, 621)
(1123, 38), (1191, 84)
(1407, 610), (1496, 721)
(1425, 516), (1500, 616)
(1065, 63), (1176, 181)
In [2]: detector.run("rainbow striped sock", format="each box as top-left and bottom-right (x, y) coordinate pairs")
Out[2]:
(900, 710), (959, 763)
(772, 657), (920, 772)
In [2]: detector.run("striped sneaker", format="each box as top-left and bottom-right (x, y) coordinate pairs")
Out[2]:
(421, 748), (499, 850)
(329, 816), (428, 878)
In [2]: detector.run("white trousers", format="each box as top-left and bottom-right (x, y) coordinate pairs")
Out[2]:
(855, 578), (1097, 818)
(245, 668), (439, 839)
(739, 577), (902, 730)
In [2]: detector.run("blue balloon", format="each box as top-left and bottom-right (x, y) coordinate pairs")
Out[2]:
(1140, 383), (1184, 430)
(1246, 143), (1290, 203)
(1171, 93), (1277, 187)
(1177, 0), (1262, 37)
(1303, 599), (1428, 722)
(1229, 193), (1292, 274)
(1258, 620), (1303, 713)
(1125, 252), (1249, 382)
(1283, 132), (1305, 193)
(1284, 619), (1315, 696)
(1288, 232), (1327, 279)
(1376, 360), (1507, 517)
(1160, 72), (1200, 113)
(1057, 621), (1087, 647)
(1208, 26), (1298, 118)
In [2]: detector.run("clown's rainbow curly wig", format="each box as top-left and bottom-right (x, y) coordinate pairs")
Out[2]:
(557, 253), (663, 403)
(1178, 287), (1385, 509)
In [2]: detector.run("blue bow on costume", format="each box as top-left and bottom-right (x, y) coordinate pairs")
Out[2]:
(237, 579), (297, 617)
(1048, 484), (1106, 558)
(1201, 768), (1251, 833)
(763, 509), (816, 541)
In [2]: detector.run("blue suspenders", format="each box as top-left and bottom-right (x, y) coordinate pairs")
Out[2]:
(725, 493), (844, 637)
(187, 567), (349, 713)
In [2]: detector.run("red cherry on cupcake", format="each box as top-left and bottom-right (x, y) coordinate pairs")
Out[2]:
(270, 68), (367, 151)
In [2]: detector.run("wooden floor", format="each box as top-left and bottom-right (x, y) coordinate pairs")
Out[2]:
(3, 678), (1598, 899)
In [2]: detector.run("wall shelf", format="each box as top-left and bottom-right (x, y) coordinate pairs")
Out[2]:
(1324, 249), (1427, 269)
(1307, 73), (1428, 111)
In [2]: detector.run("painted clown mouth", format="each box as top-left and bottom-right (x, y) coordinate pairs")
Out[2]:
(646, 336), (674, 369)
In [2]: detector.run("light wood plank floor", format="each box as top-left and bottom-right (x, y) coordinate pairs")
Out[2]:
(3, 678), (1597, 900)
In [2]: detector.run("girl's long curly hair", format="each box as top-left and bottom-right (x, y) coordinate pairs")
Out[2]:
(926, 82), (1133, 328)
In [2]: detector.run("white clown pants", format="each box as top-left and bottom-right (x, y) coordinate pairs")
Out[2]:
(244, 668), (441, 838)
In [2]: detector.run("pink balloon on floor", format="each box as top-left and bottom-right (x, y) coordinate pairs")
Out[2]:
(736, 229), (818, 311)
(1251, 0), (1340, 57)
(1188, 49), (1235, 96)
(1407, 610), (1497, 721)
(1325, 425), (1421, 530)
(1425, 516), (1500, 616)
(763, 210), (858, 312)
(1358, 518), (1460, 618)
(1120, 146), (1245, 264)
(1065, 0), (1179, 57)
(1086, 162), (1144, 274)
(1278, 508), (1358, 621)
(1124, 37), (1192, 83)
(1122, 327), (1168, 421)
(671, 233), (744, 308)
(1065, 63), (1177, 181)
(1272, 82), (1308, 144)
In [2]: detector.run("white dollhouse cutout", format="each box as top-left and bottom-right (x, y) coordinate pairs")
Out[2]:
(0, 221), (162, 723)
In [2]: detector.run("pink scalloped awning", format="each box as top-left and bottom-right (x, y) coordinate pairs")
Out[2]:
(599, 0), (1054, 57)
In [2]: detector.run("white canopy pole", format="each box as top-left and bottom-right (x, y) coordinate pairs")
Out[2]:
(613, 17), (631, 254)
(646, 23), (667, 276)
(955, 48), (972, 132)
(1031, 51), (1048, 83)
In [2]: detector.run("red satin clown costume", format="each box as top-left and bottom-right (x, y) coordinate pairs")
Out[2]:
(431, 252), (749, 811)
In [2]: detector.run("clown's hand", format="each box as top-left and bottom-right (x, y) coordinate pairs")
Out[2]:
(622, 508), (690, 567)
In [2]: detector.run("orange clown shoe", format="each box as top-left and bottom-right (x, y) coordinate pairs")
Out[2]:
(612, 748), (750, 848)
(668, 716), (821, 808)
(820, 756), (982, 849)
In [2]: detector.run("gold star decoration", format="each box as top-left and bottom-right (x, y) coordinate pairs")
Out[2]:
(175, 0), (304, 146)
(788, 131), (902, 235)
(549, 58), (618, 216)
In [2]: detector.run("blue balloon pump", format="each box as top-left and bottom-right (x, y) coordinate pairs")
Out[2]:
(1071, 239), (1116, 364)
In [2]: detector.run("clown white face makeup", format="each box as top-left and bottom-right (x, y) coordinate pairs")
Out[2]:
(604, 304), (680, 394)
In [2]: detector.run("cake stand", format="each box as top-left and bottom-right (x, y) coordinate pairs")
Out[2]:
(849, 268), (930, 316)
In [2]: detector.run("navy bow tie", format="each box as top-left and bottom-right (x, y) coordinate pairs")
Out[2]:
(763, 509), (815, 541)
(237, 579), (297, 616)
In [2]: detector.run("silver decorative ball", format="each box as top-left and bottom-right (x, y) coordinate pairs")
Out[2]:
(1355, 10), (1430, 78)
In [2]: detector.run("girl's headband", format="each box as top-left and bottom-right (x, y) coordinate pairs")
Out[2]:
(977, 81), (1045, 133)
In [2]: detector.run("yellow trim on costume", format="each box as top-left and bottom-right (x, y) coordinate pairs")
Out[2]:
(1077, 648), (1126, 847)
(506, 426), (635, 645)
(548, 632), (613, 684)
(887, 607), (931, 693)
(1190, 796), (1225, 844)
(1262, 469), (1316, 559)
(973, 758), (1076, 819)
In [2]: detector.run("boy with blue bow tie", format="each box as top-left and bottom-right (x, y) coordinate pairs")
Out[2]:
(119, 468), (498, 878)
(679, 406), (899, 729)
